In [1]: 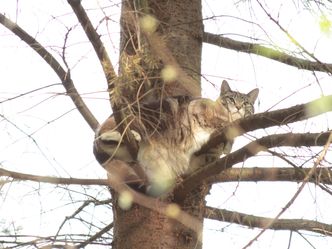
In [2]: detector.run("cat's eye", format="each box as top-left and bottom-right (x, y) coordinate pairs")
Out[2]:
(228, 98), (236, 104)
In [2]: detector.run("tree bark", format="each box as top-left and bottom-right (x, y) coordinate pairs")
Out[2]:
(111, 185), (209, 249)
(112, 0), (205, 248)
(118, 0), (202, 102)
(112, 193), (179, 248)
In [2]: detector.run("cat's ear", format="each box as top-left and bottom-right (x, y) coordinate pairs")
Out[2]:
(220, 80), (232, 93)
(247, 88), (259, 103)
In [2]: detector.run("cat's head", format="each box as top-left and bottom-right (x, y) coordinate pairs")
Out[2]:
(219, 80), (259, 120)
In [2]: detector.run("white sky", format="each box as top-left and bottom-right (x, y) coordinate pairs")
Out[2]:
(0, 0), (332, 248)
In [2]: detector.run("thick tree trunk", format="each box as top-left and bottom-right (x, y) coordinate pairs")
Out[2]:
(112, 193), (179, 248)
(112, 1), (205, 248)
(117, 0), (202, 102)
(147, 0), (203, 90)
(111, 184), (209, 249)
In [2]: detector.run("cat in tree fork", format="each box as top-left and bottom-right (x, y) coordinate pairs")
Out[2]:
(94, 80), (259, 196)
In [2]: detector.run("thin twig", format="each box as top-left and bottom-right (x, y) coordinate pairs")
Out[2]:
(242, 132), (332, 248)
(0, 167), (108, 186)
(255, 0), (331, 74)
(67, 0), (139, 158)
(0, 13), (99, 131)
(77, 222), (113, 248)
(175, 131), (332, 201)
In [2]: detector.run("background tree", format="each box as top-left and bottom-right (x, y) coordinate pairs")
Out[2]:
(1, 0), (332, 248)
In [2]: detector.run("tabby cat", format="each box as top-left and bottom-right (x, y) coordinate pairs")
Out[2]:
(137, 80), (259, 195)
(93, 80), (259, 195)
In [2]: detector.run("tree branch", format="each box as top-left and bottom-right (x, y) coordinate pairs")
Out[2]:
(199, 94), (332, 155)
(208, 167), (332, 185)
(0, 167), (108, 186)
(175, 131), (332, 201)
(67, 0), (139, 158)
(77, 222), (113, 248)
(0, 13), (99, 131)
(67, 0), (117, 88)
(242, 131), (332, 248)
(203, 32), (332, 73)
(2, 166), (332, 187)
(204, 206), (332, 236)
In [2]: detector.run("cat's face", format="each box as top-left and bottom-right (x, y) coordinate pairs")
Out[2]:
(219, 80), (259, 121)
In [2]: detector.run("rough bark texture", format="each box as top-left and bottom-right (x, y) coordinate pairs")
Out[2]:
(112, 1), (205, 248)
(117, 0), (202, 103)
(148, 0), (203, 87)
(112, 185), (209, 249)
(112, 190), (178, 248)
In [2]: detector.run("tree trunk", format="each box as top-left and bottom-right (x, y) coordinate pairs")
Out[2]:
(112, 184), (209, 249)
(117, 0), (202, 102)
(112, 1), (205, 248)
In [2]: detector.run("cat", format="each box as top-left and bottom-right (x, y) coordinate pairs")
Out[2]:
(136, 80), (259, 195)
(93, 80), (259, 196)
(190, 81), (259, 169)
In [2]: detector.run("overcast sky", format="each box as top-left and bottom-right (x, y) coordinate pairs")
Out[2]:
(1, 0), (332, 248)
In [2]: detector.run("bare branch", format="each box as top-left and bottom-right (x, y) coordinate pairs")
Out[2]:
(3, 165), (332, 188)
(205, 206), (332, 236)
(254, 0), (328, 73)
(208, 167), (332, 185)
(77, 223), (113, 248)
(0, 13), (99, 131)
(0, 233), (112, 247)
(175, 131), (332, 200)
(243, 132), (332, 248)
(67, 0), (139, 158)
(67, 0), (117, 86)
(203, 32), (332, 73)
(54, 197), (113, 248)
(0, 167), (108, 186)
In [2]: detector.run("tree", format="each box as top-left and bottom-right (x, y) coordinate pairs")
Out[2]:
(1, 0), (332, 248)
